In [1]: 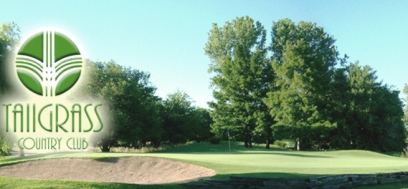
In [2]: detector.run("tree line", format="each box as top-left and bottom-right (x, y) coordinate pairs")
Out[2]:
(205, 16), (407, 152)
(0, 23), (212, 153)
(1, 18), (407, 153)
(79, 60), (212, 152)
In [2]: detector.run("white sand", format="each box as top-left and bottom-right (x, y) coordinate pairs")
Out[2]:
(0, 157), (216, 184)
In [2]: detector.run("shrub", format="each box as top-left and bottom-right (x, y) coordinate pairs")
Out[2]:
(0, 136), (11, 156)
(385, 151), (407, 158)
(274, 140), (287, 148)
(209, 136), (221, 145)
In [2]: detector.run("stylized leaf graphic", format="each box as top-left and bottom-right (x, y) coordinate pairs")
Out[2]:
(16, 31), (82, 96)
(55, 70), (81, 95)
(16, 55), (44, 95)
(17, 70), (43, 95)
(54, 55), (82, 95)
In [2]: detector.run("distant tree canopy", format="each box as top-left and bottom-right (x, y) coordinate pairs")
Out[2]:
(0, 22), (20, 156)
(328, 63), (406, 151)
(0, 22), (20, 95)
(0, 22), (213, 153)
(205, 17), (406, 151)
(81, 60), (212, 152)
(404, 84), (408, 126)
(157, 90), (212, 147)
(0, 18), (405, 153)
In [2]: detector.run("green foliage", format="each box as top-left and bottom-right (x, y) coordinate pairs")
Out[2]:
(205, 17), (406, 152)
(160, 90), (196, 144)
(205, 16), (274, 148)
(81, 60), (162, 151)
(0, 22), (20, 95)
(209, 136), (221, 144)
(157, 91), (213, 146)
(77, 60), (213, 151)
(273, 140), (286, 148)
(0, 23), (20, 156)
(327, 63), (406, 151)
(265, 19), (339, 150)
(382, 151), (407, 158)
(0, 136), (11, 156)
(191, 107), (213, 142)
(404, 84), (408, 126)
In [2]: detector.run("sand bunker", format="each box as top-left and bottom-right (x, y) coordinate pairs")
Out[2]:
(0, 156), (215, 184)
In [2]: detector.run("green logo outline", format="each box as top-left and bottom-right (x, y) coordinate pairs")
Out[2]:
(15, 31), (82, 96)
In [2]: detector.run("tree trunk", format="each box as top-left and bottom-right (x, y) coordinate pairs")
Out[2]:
(100, 137), (111, 152)
(153, 140), (161, 148)
(265, 124), (273, 149)
(296, 138), (300, 151)
(248, 134), (252, 148)
(265, 137), (270, 149)
(100, 144), (110, 152)
(243, 124), (249, 148)
(18, 149), (25, 157)
(134, 141), (142, 149)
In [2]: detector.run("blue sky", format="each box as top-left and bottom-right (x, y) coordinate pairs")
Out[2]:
(1, 1), (407, 108)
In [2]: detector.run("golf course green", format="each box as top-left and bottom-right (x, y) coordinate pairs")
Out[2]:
(0, 141), (408, 189)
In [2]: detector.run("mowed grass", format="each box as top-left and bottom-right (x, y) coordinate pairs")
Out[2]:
(1, 141), (408, 188)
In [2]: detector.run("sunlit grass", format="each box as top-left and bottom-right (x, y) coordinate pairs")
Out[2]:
(1, 141), (408, 188)
(0, 177), (184, 189)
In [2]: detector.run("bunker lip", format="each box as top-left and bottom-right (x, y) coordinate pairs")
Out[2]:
(0, 156), (216, 184)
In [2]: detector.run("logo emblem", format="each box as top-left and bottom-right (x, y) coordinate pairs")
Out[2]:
(15, 31), (82, 96)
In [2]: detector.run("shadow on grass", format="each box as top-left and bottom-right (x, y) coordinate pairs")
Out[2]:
(91, 157), (119, 163)
(251, 151), (331, 158)
(163, 151), (332, 158)
(151, 142), (284, 153)
(152, 142), (331, 158)
(209, 172), (328, 181)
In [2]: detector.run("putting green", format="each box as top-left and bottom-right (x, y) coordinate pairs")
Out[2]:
(1, 141), (407, 180)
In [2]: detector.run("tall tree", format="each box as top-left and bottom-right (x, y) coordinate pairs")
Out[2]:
(160, 90), (196, 144)
(0, 22), (20, 156)
(83, 60), (162, 152)
(191, 107), (213, 143)
(342, 63), (406, 151)
(325, 67), (351, 149)
(205, 16), (273, 148)
(265, 19), (339, 150)
(404, 84), (408, 126)
(371, 85), (406, 151)
(343, 63), (378, 149)
(0, 22), (20, 95)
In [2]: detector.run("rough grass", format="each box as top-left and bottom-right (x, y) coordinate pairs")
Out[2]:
(0, 177), (184, 189)
(1, 141), (408, 188)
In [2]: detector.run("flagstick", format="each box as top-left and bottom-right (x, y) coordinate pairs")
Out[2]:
(228, 135), (231, 152)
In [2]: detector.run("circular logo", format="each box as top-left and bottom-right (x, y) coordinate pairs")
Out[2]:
(15, 31), (82, 96)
